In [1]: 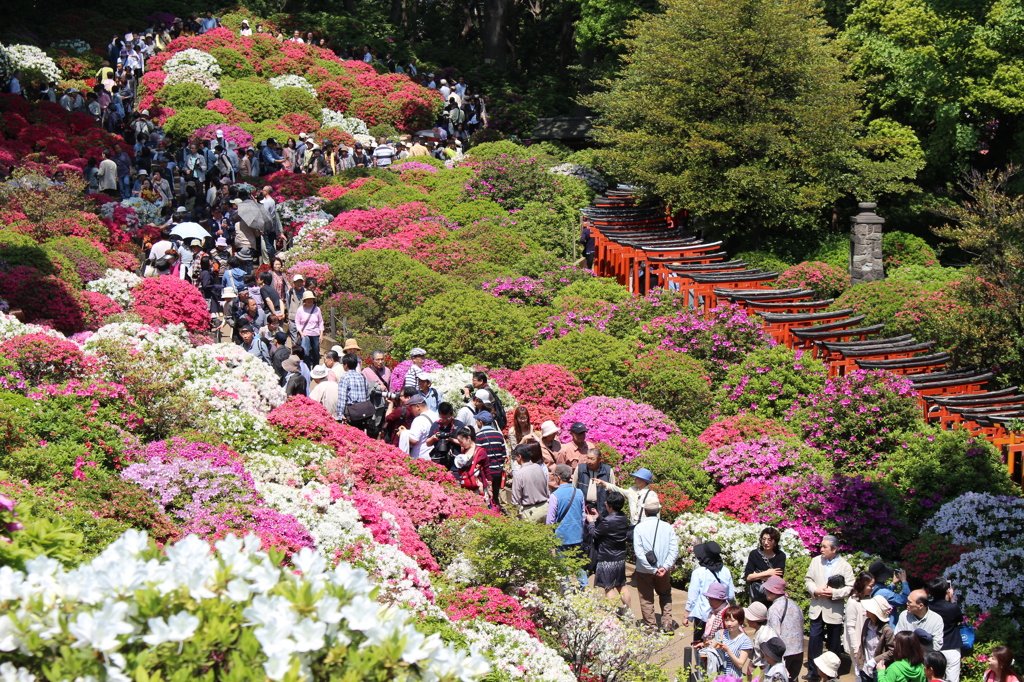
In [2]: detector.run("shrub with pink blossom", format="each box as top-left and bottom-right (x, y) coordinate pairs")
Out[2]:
(497, 364), (584, 410)
(0, 332), (91, 386)
(703, 436), (832, 487)
(105, 250), (139, 271)
(635, 302), (773, 383)
(481, 276), (553, 306)
(775, 261), (850, 299)
(327, 203), (433, 239)
(389, 358), (445, 392)
(698, 414), (797, 450)
(189, 123), (253, 150)
(78, 290), (123, 331)
(393, 160), (440, 174)
(792, 369), (921, 470)
(286, 259), (331, 284)
(755, 474), (910, 555)
(131, 275), (212, 332)
(440, 586), (538, 637)
(713, 345), (827, 419)
(705, 482), (770, 523)
(557, 396), (678, 462)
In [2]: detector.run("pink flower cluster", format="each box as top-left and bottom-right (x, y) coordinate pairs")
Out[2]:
(328, 202), (433, 239)
(481, 276), (553, 306)
(131, 275), (212, 332)
(189, 124), (254, 150)
(287, 259), (331, 284)
(558, 396), (678, 462)
(703, 437), (819, 486)
(499, 364), (584, 410)
(442, 586), (538, 637)
(776, 261), (850, 298)
(348, 490), (438, 572)
(705, 483), (770, 522)
(698, 414), (797, 449)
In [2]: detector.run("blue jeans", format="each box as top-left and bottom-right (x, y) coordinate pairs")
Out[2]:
(119, 175), (131, 200)
(301, 335), (320, 367)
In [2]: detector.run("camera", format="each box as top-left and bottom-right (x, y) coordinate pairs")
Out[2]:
(433, 426), (455, 454)
(370, 386), (400, 401)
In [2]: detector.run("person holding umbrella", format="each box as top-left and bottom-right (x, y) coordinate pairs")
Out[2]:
(233, 191), (272, 268)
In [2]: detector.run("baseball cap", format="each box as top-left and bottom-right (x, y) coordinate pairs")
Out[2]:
(409, 347), (426, 357)
(215, 129), (224, 136)
(292, 274), (305, 282)
(474, 389), (492, 402)
(274, 331), (288, 344)
(175, 206), (187, 213)
(139, 109), (149, 116)
(475, 410), (493, 424)
(643, 498), (662, 512)
(553, 463), (572, 481)
(569, 422), (588, 434)
(419, 373), (433, 382)
(406, 394), (426, 406)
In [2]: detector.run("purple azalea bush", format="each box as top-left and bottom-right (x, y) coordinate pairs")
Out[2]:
(558, 396), (678, 461)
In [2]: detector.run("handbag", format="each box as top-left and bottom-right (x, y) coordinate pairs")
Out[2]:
(344, 399), (375, 423)
(586, 479), (598, 503)
(644, 518), (660, 567)
(960, 625), (975, 650)
(748, 548), (771, 602)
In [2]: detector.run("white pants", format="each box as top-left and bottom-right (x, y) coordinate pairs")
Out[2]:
(943, 649), (961, 682)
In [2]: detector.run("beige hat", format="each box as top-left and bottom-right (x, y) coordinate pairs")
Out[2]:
(221, 287), (237, 299)
(342, 338), (361, 353)
(743, 601), (768, 623)
(292, 274), (305, 282)
(815, 652), (841, 679)
(301, 291), (316, 301)
(864, 595), (893, 619)
(540, 420), (559, 437)
(310, 365), (329, 380)
(643, 498), (662, 512)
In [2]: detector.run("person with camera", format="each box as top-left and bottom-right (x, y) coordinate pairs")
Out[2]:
(804, 535), (856, 681)
(460, 372), (506, 430)
(869, 562), (912, 627)
(633, 498), (679, 634)
(425, 402), (463, 470)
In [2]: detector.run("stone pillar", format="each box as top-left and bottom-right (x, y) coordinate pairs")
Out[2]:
(850, 202), (884, 284)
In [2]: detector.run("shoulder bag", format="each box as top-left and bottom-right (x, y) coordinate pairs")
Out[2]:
(748, 548), (770, 602)
(642, 518), (660, 567)
(555, 487), (578, 524)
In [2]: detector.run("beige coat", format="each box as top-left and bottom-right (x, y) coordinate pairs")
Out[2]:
(97, 158), (118, 191)
(844, 596), (868, 665)
(804, 555), (855, 624)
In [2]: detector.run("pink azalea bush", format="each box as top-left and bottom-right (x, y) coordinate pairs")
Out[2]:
(558, 396), (678, 462)
(189, 124), (254, 150)
(775, 261), (850, 299)
(497, 364), (585, 410)
(0, 332), (92, 386)
(702, 437), (829, 487)
(328, 203), (433, 239)
(287, 259), (331, 284)
(699, 414), (797, 450)
(636, 302), (773, 382)
(131, 275), (212, 332)
(755, 474), (909, 555)
(792, 370), (921, 470)
(440, 586), (538, 637)
(78, 290), (123, 331)
(389, 358), (445, 392)
(481, 276), (554, 307)
(705, 483), (770, 523)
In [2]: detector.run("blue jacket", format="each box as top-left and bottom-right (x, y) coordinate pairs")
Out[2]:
(222, 267), (246, 291)
(546, 483), (584, 546)
(872, 581), (911, 627)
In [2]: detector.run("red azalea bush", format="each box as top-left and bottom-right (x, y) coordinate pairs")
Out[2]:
(204, 99), (253, 124)
(106, 250), (139, 271)
(131, 276), (211, 332)
(705, 482), (769, 522)
(698, 414), (798, 449)
(79, 291), (124, 331)
(0, 333), (91, 386)
(329, 203), (434, 239)
(496, 363), (585, 410)
(440, 586), (538, 637)
(0, 266), (85, 334)
(775, 261), (851, 299)
(900, 531), (978, 582)
(355, 221), (467, 273)
(651, 480), (696, 523)
(317, 80), (353, 111)
(262, 169), (327, 200)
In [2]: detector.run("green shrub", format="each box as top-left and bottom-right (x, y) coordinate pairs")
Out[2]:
(535, 140), (574, 161)
(804, 233), (849, 271)
(322, 249), (452, 326)
(418, 516), (480, 572)
(514, 253), (593, 290)
(221, 79), (285, 121)
(775, 261), (850, 299)
(209, 46), (255, 79)
(3, 442), (87, 485)
(366, 184), (430, 208)
(832, 279), (934, 328)
(393, 156), (445, 169)
(880, 427), (1017, 525)
(734, 250), (792, 272)
(832, 279), (962, 351)
(554, 277), (630, 304)
(442, 199), (506, 226)
(367, 123), (399, 140)
(528, 329), (633, 396)
(0, 505), (85, 571)
(503, 201), (580, 257)
(456, 221), (544, 269)
(883, 231), (939, 269)
(463, 515), (588, 593)
(626, 350), (713, 436)
(623, 436), (715, 508)
(714, 345), (828, 419)
(276, 86), (321, 122)
(158, 82), (215, 110)
(0, 230), (58, 275)
(465, 140), (532, 161)
(888, 265), (964, 288)
(390, 290), (533, 368)
(164, 108), (227, 141)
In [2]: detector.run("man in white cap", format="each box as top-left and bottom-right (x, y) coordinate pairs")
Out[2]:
(217, 287), (237, 342)
(439, 79), (451, 102)
(633, 498), (678, 633)
(286, 274), (307, 346)
(404, 348), (428, 388)
(309, 365), (337, 416)
(417, 373), (440, 412)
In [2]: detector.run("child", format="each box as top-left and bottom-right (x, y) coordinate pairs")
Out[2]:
(925, 651), (947, 682)
(815, 652), (842, 682)
(707, 605), (753, 677)
(760, 637), (790, 682)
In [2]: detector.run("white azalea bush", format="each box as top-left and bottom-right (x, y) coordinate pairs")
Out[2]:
(163, 48), (221, 90)
(86, 270), (144, 308)
(181, 343), (287, 416)
(0, 531), (491, 682)
(672, 511), (808, 577)
(458, 619), (577, 682)
(4, 44), (61, 84)
(82, 320), (190, 357)
(51, 39), (92, 53)
(0, 44), (15, 85)
(270, 75), (317, 97)
(924, 492), (1024, 548)
(121, 196), (163, 222)
(428, 363), (518, 413)
(548, 162), (609, 193)
(945, 547), (1024, 615)
(320, 111), (369, 136)
(0, 312), (65, 343)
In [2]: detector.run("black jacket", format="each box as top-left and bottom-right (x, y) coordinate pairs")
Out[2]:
(584, 512), (632, 563)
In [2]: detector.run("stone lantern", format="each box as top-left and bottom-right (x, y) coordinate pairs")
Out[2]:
(850, 202), (884, 284)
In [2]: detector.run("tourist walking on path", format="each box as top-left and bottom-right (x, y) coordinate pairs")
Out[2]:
(633, 498), (679, 635)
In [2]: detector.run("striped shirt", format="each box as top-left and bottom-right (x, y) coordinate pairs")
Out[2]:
(475, 426), (507, 476)
(404, 364), (424, 388)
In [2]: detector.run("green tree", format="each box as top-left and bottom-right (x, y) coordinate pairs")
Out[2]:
(584, 0), (923, 246)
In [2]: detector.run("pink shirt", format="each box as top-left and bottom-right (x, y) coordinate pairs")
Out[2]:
(293, 304), (324, 337)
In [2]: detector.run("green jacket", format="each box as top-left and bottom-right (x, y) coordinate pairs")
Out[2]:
(879, 660), (926, 682)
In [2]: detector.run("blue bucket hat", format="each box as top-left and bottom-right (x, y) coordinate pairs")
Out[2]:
(631, 468), (654, 484)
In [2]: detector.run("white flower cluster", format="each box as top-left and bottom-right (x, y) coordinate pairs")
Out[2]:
(270, 75), (317, 97)
(0, 531), (491, 682)
(945, 547), (1024, 615)
(458, 620), (576, 682)
(5, 44), (61, 85)
(164, 48), (221, 91)
(121, 196), (163, 223)
(0, 44), (15, 85)
(924, 492), (1024, 548)
(320, 110), (368, 136)
(548, 163), (608, 193)
(292, 217), (335, 253)
(200, 409), (281, 455)
(672, 512), (808, 574)
(51, 39), (92, 53)
(180, 342), (287, 416)
(0, 312), (65, 343)
(82, 320), (190, 357)
(85, 269), (141, 307)
(428, 364), (519, 414)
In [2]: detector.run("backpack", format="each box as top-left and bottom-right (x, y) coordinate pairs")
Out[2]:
(488, 388), (507, 431)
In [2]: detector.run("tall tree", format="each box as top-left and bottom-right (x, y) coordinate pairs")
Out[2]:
(482, 0), (509, 69)
(584, 0), (923, 245)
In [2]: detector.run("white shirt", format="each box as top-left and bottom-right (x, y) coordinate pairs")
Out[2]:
(148, 239), (173, 261)
(439, 85), (451, 101)
(408, 410), (438, 459)
(895, 608), (944, 651)
(310, 380), (338, 416)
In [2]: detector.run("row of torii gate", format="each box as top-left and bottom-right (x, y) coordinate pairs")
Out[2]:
(583, 189), (1024, 490)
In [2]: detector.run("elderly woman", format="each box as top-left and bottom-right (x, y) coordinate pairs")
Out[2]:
(294, 290), (323, 367)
